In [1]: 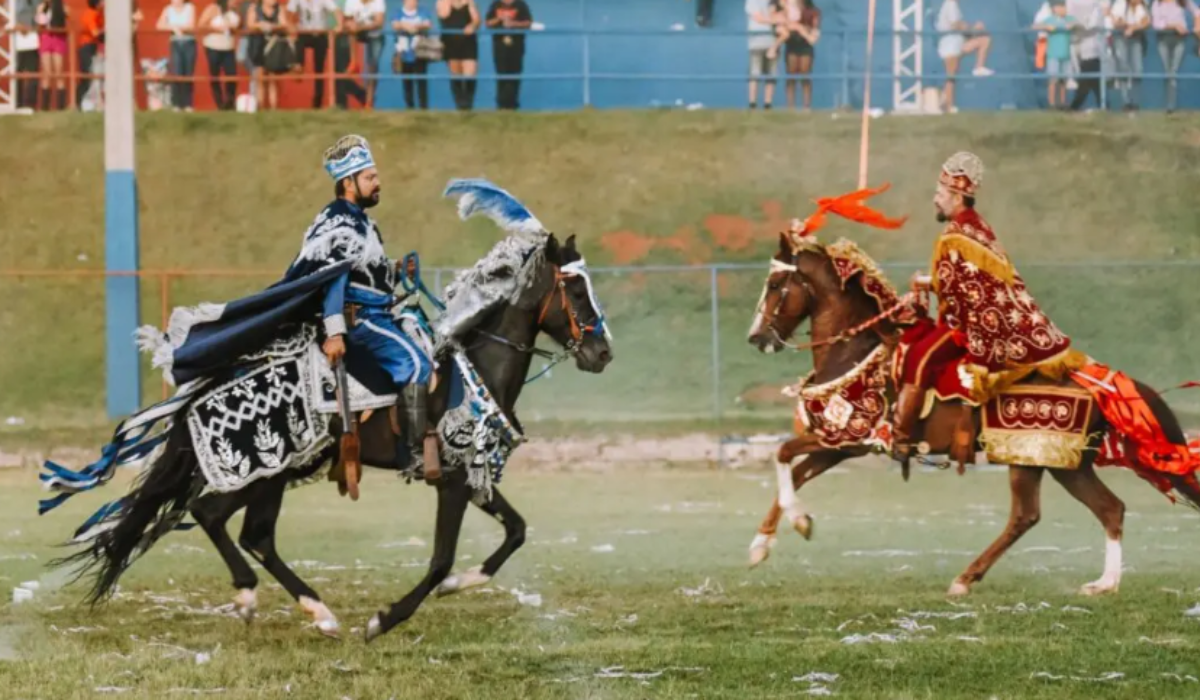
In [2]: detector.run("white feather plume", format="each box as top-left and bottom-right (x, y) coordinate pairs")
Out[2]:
(443, 179), (546, 237)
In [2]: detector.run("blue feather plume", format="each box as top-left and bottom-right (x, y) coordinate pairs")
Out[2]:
(443, 179), (545, 236)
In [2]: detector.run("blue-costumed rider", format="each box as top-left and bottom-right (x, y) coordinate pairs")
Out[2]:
(304, 135), (439, 477)
(37, 135), (439, 520)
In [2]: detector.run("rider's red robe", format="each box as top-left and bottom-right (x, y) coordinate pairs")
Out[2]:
(896, 208), (1082, 404)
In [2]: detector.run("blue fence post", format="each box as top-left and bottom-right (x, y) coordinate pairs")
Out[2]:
(1099, 30), (1108, 110)
(841, 29), (850, 110)
(710, 265), (721, 423)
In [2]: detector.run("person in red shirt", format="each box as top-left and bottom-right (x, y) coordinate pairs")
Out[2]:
(77, 0), (105, 108)
(485, 0), (531, 110)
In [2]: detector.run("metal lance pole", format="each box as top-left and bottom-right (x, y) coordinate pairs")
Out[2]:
(105, 0), (142, 417)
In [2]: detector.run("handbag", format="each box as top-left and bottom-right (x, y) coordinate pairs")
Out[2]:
(414, 35), (444, 62)
(263, 35), (295, 74)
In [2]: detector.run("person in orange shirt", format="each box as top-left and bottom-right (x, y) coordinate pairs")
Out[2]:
(77, 0), (105, 108)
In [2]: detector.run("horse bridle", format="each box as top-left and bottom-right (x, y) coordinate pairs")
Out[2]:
(471, 260), (610, 383)
(757, 255), (814, 350)
(758, 251), (915, 352)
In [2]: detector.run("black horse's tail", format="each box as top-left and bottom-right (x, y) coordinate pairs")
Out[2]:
(1132, 380), (1200, 511)
(54, 420), (202, 605)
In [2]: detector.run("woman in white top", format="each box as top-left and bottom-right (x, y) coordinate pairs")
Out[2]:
(157, 0), (197, 111)
(199, 0), (241, 110)
(1108, 0), (1150, 110)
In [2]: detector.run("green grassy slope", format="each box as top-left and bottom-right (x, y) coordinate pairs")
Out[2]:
(2, 112), (1199, 436)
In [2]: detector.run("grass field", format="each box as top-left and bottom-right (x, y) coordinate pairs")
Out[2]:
(4, 463), (1200, 699)
(2, 112), (1200, 440)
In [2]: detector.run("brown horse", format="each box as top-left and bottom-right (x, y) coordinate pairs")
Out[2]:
(745, 232), (1200, 597)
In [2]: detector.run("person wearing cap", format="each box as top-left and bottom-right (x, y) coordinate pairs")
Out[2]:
(892, 152), (1082, 468)
(301, 135), (439, 479)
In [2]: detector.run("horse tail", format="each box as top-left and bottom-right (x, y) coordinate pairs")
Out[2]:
(1130, 380), (1200, 510)
(53, 420), (202, 605)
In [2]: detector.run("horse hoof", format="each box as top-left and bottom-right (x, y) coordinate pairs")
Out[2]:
(791, 514), (814, 540)
(748, 533), (776, 568)
(364, 613), (385, 644)
(1080, 580), (1119, 596)
(946, 580), (971, 598)
(315, 618), (341, 639)
(299, 596), (340, 639)
(436, 566), (492, 598)
(234, 588), (257, 625)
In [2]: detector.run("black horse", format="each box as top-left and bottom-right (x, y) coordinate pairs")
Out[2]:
(56, 233), (612, 642)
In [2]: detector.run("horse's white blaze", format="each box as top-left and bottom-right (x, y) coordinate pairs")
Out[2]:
(1083, 536), (1122, 594)
(299, 595), (340, 636)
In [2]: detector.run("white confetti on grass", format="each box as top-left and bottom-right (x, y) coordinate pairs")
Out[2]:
(1162, 674), (1200, 683)
(591, 544), (615, 553)
(594, 666), (706, 680)
(794, 673), (840, 683)
(677, 578), (723, 598)
(1031, 672), (1124, 683)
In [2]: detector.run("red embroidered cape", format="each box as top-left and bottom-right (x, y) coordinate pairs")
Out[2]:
(931, 210), (1071, 373)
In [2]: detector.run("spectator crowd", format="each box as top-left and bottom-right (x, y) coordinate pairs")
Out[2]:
(5, 0), (534, 112)
(5, 0), (1200, 113)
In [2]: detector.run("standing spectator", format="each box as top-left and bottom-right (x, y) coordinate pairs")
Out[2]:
(696, 0), (714, 27)
(485, 0), (532, 110)
(289, 0), (341, 109)
(344, 0), (384, 106)
(1068, 0), (1105, 111)
(438, 0), (481, 110)
(332, 0), (367, 108)
(1035, 1), (1076, 109)
(248, 0), (288, 110)
(13, 0), (41, 110)
(780, 0), (819, 110)
(746, 0), (780, 109)
(76, 0), (104, 109)
(1109, 0), (1149, 110)
(391, 0), (431, 110)
(936, 0), (993, 113)
(1152, 0), (1189, 113)
(200, 0), (240, 110)
(35, 0), (68, 111)
(158, 0), (197, 111)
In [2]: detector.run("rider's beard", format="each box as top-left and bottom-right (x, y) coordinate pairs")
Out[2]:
(935, 208), (949, 223)
(358, 188), (381, 209)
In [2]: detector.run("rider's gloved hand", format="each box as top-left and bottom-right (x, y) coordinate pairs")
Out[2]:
(324, 335), (346, 366)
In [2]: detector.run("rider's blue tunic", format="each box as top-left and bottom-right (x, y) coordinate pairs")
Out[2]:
(293, 199), (433, 389)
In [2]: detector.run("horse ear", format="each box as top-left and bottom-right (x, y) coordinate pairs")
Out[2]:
(544, 233), (561, 263)
(565, 234), (577, 252)
(778, 232), (791, 254)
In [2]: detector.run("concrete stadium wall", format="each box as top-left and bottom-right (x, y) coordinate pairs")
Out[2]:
(64, 0), (1200, 112)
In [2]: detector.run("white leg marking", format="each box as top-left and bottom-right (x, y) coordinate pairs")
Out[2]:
(748, 532), (777, 568)
(1082, 536), (1122, 596)
(775, 456), (812, 538)
(299, 595), (341, 637)
(234, 588), (257, 624)
(435, 565), (493, 597)
(947, 579), (971, 597)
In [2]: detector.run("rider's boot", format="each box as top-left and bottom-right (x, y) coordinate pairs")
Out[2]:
(891, 384), (924, 480)
(949, 403), (977, 475)
(400, 383), (440, 482)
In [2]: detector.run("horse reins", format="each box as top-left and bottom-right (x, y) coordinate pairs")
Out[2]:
(762, 257), (922, 352)
(472, 264), (603, 384)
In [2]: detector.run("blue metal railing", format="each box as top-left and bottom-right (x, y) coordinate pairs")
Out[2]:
(371, 25), (1200, 111)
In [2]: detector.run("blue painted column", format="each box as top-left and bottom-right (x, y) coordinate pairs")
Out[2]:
(105, 0), (141, 418)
